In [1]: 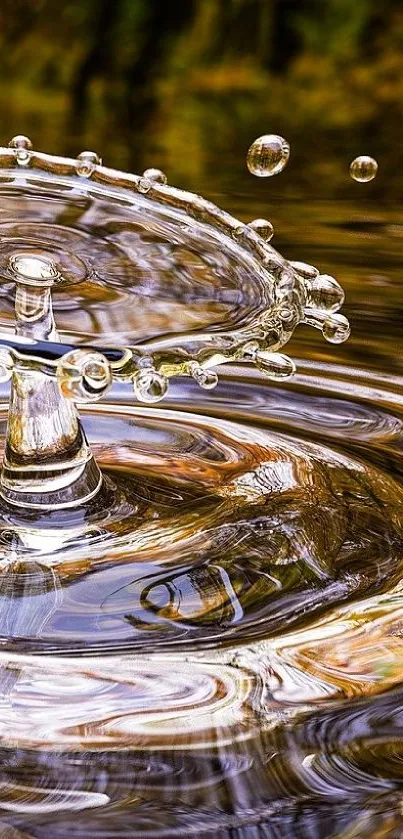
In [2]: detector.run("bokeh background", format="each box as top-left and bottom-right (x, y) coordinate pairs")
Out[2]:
(1, 0), (402, 372)
(1, 0), (402, 196)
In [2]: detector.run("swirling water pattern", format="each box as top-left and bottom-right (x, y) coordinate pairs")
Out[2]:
(0, 191), (401, 837)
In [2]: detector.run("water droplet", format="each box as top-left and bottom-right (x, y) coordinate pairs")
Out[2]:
(75, 151), (101, 178)
(133, 369), (168, 403)
(246, 135), (290, 178)
(322, 314), (351, 344)
(8, 135), (33, 167)
(308, 274), (345, 313)
(248, 218), (274, 242)
(137, 177), (152, 194)
(349, 155), (378, 183)
(190, 362), (218, 390)
(255, 351), (296, 379)
(57, 350), (112, 403)
(142, 168), (167, 185)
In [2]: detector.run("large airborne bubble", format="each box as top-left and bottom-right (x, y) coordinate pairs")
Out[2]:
(246, 134), (290, 177)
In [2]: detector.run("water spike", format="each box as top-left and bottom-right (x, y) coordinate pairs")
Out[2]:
(0, 253), (103, 510)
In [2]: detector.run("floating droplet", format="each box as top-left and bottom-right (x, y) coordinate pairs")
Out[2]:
(75, 151), (101, 178)
(322, 314), (351, 344)
(255, 351), (296, 379)
(248, 218), (274, 242)
(8, 135), (33, 167)
(57, 350), (112, 403)
(308, 274), (345, 313)
(246, 134), (290, 178)
(189, 362), (218, 390)
(143, 168), (167, 185)
(133, 369), (168, 403)
(349, 155), (378, 183)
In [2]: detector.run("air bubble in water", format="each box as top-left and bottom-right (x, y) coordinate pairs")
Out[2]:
(246, 135), (290, 178)
(349, 155), (378, 183)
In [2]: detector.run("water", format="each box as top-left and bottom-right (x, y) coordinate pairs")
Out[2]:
(0, 172), (402, 838)
(246, 135), (290, 178)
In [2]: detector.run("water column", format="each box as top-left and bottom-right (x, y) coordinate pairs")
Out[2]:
(0, 252), (104, 510)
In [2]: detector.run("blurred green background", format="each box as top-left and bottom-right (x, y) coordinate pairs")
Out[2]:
(1, 0), (402, 198)
(1, 0), (402, 374)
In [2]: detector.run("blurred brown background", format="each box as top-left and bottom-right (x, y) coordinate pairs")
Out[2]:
(0, 0), (402, 198)
(0, 0), (402, 374)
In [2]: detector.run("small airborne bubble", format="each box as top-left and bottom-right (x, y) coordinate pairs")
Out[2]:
(349, 155), (378, 183)
(247, 134), (290, 178)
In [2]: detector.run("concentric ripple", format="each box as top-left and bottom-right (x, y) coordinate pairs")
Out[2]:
(0, 186), (401, 836)
(0, 365), (401, 836)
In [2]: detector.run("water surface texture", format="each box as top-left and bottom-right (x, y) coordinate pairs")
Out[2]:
(0, 176), (402, 839)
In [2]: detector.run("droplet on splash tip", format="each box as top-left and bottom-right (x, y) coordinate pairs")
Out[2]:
(308, 274), (345, 313)
(189, 362), (218, 390)
(8, 135), (33, 166)
(290, 261), (319, 280)
(246, 134), (290, 178)
(255, 351), (296, 379)
(57, 349), (112, 403)
(349, 155), (378, 183)
(133, 368), (168, 403)
(75, 151), (101, 178)
(322, 314), (351, 344)
(142, 168), (167, 185)
(137, 177), (152, 194)
(248, 218), (274, 241)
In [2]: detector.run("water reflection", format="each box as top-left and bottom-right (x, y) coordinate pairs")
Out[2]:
(0, 155), (401, 837)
